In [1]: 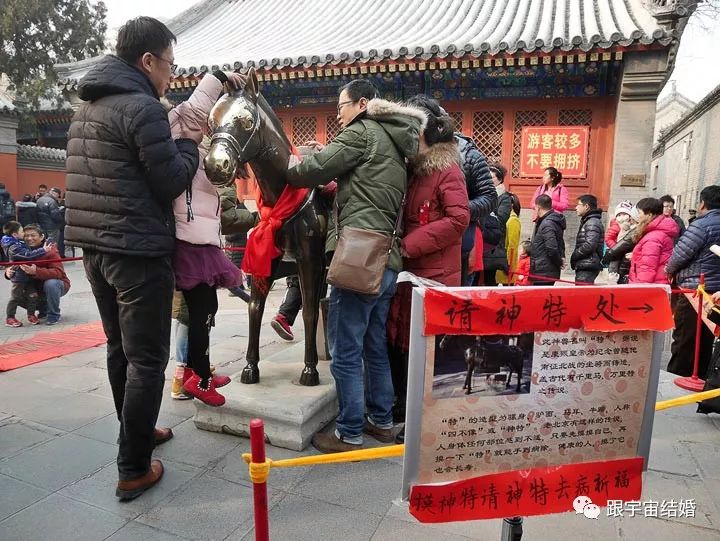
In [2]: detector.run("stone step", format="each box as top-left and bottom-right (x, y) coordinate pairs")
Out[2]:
(193, 341), (337, 451)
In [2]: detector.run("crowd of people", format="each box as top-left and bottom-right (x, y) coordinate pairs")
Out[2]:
(4, 14), (713, 502)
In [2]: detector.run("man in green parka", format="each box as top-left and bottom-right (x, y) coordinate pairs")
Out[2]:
(287, 79), (426, 453)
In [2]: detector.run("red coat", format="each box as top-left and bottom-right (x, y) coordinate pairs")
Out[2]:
(629, 215), (680, 284)
(605, 218), (620, 248)
(515, 255), (531, 285)
(33, 246), (71, 293)
(401, 142), (470, 286)
(388, 142), (469, 353)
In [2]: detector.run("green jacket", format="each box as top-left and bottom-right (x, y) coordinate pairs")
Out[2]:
(218, 186), (259, 235)
(287, 99), (425, 272)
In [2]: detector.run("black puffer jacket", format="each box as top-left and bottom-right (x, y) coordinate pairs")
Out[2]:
(667, 209), (720, 293)
(455, 134), (497, 256)
(531, 211), (566, 280)
(65, 55), (199, 257)
(36, 194), (64, 234)
(570, 209), (604, 271)
(455, 134), (497, 223)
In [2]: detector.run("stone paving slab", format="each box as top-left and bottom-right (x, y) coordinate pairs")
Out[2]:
(1, 269), (719, 540)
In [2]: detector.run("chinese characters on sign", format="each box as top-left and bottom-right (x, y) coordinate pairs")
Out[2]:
(520, 126), (590, 178)
(409, 457), (643, 522)
(418, 330), (653, 485)
(424, 287), (673, 336)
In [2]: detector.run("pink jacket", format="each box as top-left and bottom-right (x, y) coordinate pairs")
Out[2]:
(171, 74), (224, 247)
(531, 183), (569, 220)
(629, 215), (680, 284)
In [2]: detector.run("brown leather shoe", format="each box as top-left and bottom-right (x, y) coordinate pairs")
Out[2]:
(363, 421), (394, 443)
(154, 427), (173, 446)
(312, 431), (362, 454)
(116, 459), (164, 501)
(116, 427), (174, 447)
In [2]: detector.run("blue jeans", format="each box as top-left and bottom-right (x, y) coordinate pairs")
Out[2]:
(174, 321), (189, 366)
(327, 268), (398, 444)
(43, 279), (66, 319)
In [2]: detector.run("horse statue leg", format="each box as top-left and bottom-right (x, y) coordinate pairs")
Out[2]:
(296, 258), (322, 386)
(242, 277), (269, 384)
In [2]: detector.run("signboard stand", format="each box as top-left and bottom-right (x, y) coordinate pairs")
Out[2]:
(401, 285), (673, 528)
(501, 516), (523, 540)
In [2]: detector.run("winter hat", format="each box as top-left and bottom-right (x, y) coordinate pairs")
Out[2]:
(614, 200), (634, 218)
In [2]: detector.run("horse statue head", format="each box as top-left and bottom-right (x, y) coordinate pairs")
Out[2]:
(204, 68), (292, 205)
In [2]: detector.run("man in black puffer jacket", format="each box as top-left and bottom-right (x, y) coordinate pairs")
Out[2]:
(65, 17), (199, 501)
(666, 185), (720, 378)
(571, 194), (604, 284)
(455, 134), (498, 283)
(531, 194), (566, 285)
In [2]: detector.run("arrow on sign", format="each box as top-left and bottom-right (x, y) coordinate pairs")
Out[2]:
(628, 303), (653, 314)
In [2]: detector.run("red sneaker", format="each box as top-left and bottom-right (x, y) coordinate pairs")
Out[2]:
(271, 314), (294, 341)
(27, 315), (39, 325)
(182, 373), (225, 406)
(5, 317), (22, 327)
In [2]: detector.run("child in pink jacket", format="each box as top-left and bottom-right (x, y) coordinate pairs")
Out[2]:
(168, 70), (246, 406)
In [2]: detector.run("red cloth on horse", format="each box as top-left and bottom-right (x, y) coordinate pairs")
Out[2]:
(241, 148), (309, 278)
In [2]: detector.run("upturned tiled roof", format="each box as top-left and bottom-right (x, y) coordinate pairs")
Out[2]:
(17, 144), (67, 162)
(56, 0), (674, 85)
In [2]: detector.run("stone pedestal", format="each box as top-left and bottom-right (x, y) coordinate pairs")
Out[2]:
(193, 342), (337, 451)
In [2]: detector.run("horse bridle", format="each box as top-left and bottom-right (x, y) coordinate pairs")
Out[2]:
(210, 106), (261, 161)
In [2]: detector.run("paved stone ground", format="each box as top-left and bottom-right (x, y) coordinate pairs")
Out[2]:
(1, 265), (720, 540)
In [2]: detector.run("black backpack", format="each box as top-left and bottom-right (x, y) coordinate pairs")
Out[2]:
(481, 212), (503, 247)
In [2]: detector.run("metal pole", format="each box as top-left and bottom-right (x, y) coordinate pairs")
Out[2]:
(250, 419), (270, 541)
(500, 516), (523, 541)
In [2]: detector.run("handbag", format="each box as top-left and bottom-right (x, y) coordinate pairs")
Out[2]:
(327, 194), (405, 295)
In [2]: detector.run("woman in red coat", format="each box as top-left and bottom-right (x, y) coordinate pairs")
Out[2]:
(387, 98), (470, 438)
(629, 198), (680, 284)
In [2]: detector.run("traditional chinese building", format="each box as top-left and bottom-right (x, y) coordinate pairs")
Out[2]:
(52, 0), (695, 221)
(0, 99), (66, 198)
(652, 81), (720, 218)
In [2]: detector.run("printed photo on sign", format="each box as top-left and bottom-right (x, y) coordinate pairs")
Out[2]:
(431, 333), (534, 399)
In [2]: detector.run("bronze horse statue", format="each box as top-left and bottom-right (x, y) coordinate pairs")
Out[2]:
(204, 68), (329, 386)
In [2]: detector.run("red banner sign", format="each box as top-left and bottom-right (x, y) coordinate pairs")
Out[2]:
(423, 286), (673, 336)
(409, 457), (643, 523)
(520, 126), (589, 178)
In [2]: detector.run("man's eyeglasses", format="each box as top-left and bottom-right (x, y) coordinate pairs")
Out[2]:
(152, 53), (177, 71)
(337, 100), (356, 114)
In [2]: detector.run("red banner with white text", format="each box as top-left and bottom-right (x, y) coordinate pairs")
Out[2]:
(423, 286), (673, 336)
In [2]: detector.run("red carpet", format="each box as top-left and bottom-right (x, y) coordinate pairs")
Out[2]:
(0, 322), (106, 371)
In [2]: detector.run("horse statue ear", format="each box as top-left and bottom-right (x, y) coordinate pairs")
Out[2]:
(245, 67), (259, 103)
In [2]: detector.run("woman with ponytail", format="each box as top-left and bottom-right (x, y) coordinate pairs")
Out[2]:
(531, 166), (569, 220)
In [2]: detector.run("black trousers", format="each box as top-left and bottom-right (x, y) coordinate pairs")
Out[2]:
(84, 251), (173, 481)
(7, 281), (39, 317)
(575, 270), (600, 285)
(667, 294), (714, 378)
(181, 283), (218, 380)
(278, 275), (302, 325)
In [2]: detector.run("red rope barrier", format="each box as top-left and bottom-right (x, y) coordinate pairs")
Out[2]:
(0, 256), (84, 267)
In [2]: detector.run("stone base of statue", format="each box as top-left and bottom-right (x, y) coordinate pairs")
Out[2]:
(193, 342), (337, 451)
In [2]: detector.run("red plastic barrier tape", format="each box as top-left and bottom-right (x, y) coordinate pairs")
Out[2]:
(409, 456), (643, 523)
(424, 286), (673, 336)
